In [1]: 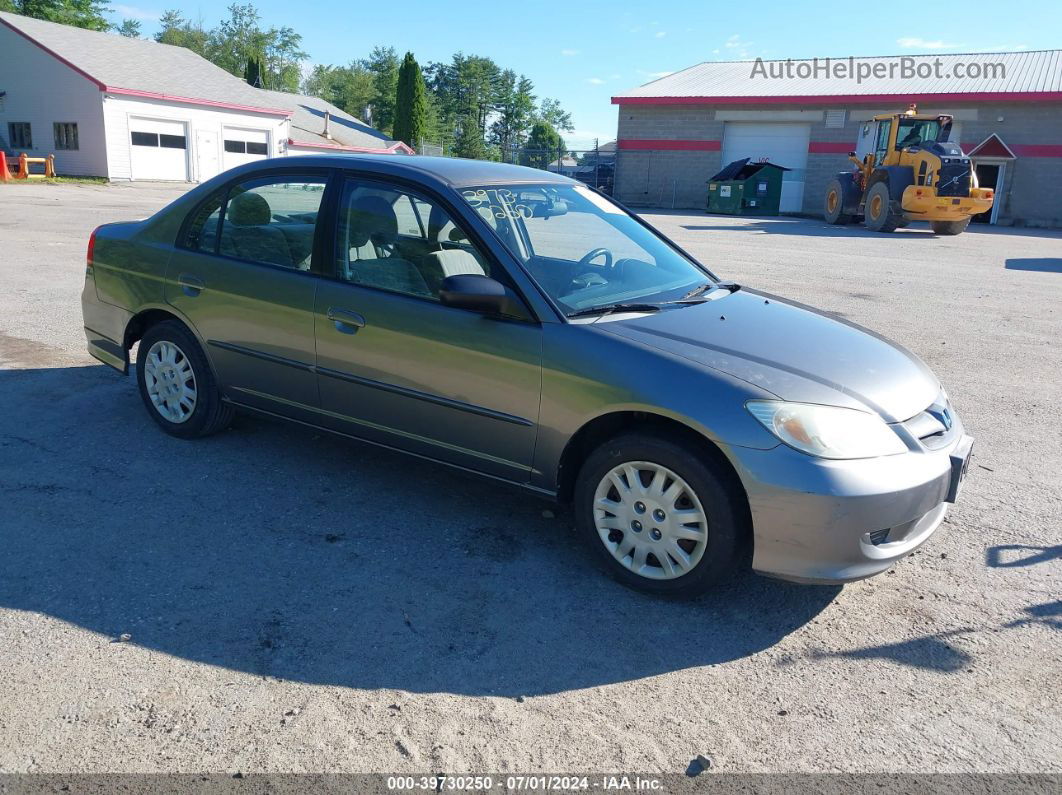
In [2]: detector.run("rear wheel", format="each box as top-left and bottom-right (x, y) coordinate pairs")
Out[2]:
(823, 178), (853, 224)
(574, 433), (746, 597)
(931, 218), (970, 235)
(863, 181), (901, 232)
(136, 320), (233, 439)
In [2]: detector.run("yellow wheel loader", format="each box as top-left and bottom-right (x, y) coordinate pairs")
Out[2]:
(823, 105), (994, 234)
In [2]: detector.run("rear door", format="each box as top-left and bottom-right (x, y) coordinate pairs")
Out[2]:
(166, 169), (331, 418)
(312, 175), (543, 480)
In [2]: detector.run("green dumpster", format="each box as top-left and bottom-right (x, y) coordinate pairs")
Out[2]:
(706, 158), (789, 216)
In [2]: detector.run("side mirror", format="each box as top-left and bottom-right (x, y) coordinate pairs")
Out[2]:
(439, 274), (526, 318)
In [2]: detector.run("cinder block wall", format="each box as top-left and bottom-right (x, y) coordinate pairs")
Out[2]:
(615, 101), (1062, 227)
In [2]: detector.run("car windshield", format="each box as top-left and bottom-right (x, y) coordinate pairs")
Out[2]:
(459, 183), (714, 315)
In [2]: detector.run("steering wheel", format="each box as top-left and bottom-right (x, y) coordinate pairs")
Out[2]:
(578, 247), (614, 269)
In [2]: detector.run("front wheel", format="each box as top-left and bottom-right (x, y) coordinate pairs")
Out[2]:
(136, 320), (234, 439)
(864, 181), (901, 232)
(574, 433), (746, 597)
(931, 218), (970, 235)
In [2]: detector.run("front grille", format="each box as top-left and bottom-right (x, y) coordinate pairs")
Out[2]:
(902, 395), (958, 450)
(936, 163), (971, 197)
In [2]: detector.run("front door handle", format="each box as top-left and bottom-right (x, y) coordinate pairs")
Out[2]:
(178, 273), (205, 297)
(326, 307), (366, 334)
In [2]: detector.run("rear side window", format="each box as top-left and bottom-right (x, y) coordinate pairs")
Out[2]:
(183, 175), (327, 271)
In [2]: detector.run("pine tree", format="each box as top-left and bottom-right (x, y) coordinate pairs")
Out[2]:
(393, 52), (428, 149)
(244, 54), (264, 88)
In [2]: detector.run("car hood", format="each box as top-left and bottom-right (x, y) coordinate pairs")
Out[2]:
(597, 288), (939, 422)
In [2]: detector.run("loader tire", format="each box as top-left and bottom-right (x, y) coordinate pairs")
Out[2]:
(823, 178), (853, 224)
(931, 219), (970, 235)
(864, 182), (901, 233)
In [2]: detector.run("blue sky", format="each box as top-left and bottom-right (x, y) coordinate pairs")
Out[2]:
(107, 0), (1059, 149)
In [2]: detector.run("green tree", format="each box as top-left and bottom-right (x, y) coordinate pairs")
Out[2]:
(392, 52), (428, 149)
(490, 70), (535, 161)
(302, 63), (375, 117)
(11, 0), (110, 30)
(243, 54), (264, 87)
(453, 114), (487, 160)
(536, 97), (574, 133)
(155, 9), (209, 56)
(114, 17), (141, 37)
(522, 120), (565, 169)
(365, 46), (400, 134)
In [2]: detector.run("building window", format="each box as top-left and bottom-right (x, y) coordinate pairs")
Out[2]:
(224, 139), (268, 155)
(131, 131), (186, 149)
(54, 122), (79, 150)
(8, 122), (32, 149)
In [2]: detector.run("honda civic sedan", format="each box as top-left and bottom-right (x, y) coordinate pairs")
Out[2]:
(81, 155), (973, 597)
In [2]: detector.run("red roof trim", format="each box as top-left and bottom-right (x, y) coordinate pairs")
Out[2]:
(618, 139), (721, 151)
(967, 134), (1017, 159)
(105, 87), (292, 117)
(612, 91), (1062, 105)
(0, 16), (106, 89)
(287, 138), (414, 154)
(1012, 143), (1062, 157)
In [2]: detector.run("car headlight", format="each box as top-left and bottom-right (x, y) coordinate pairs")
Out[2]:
(746, 401), (908, 459)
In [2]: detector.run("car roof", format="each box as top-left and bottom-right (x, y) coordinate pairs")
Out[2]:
(263, 154), (576, 189)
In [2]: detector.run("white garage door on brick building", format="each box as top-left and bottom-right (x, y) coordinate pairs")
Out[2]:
(720, 122), (810, 212)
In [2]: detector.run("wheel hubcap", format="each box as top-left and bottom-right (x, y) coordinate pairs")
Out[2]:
(827, 190), (838, 213)
(870, 194), (883, 219)
(144, 340), (197, 423)
(593, 461), (708, 580)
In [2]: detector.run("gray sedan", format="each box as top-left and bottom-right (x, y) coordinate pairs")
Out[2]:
(81, 155), (973, 597)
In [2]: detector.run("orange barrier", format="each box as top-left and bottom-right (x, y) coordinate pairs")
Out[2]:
(1, 153), (55, 180)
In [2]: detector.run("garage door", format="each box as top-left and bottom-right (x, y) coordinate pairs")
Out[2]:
(223, 128), (270, 171)
(721, 123), (810, 212)
(129, 118), (189, 181)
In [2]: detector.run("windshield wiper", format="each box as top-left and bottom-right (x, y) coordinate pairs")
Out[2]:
(566, 302), (663, 319)
(678, 281), (740, 301)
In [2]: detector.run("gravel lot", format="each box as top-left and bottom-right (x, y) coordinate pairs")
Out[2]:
(0, 181), (1059, 776)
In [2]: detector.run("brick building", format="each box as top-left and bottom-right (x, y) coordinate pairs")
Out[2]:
(611, 51), (1062, 227)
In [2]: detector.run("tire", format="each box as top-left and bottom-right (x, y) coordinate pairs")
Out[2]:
(863, 181), (901, 232)
(823, 178), (853, 224)
(931, 218), (970, 235)
(136, 319), (234, 439)
(573, 432), (747, 598)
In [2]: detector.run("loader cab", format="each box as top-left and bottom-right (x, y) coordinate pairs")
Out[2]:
(855, 110), (955, 167)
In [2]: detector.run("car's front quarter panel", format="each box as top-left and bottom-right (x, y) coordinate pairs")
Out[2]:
(534, 322), (782, 490)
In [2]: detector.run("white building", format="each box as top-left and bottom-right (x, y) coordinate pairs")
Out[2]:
(0, 11), (412, 182)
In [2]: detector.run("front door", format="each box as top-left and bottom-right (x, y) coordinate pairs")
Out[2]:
(166, 171), (330, 417)
(312, 177), (542, 480)
(195, 129), (220, 182)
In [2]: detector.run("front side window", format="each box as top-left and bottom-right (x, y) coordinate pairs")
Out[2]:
(54, 122), (79, 150)
(336, 180), (492, 299)
(8, 122), (32, 149)
(459, 184), (712, 315)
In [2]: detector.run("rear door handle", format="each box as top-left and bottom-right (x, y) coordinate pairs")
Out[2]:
(326, 307), (366, 334)
(177, 273), (205, 297)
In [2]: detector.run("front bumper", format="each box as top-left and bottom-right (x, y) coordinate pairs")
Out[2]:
(901, 185), (993, 222)
(731, 415), (971, 584)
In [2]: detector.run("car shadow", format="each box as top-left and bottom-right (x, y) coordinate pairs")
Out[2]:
(0, 362), (840, 697)
(1004, 258), (1062, 273)
(676, 219), (936, 238)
